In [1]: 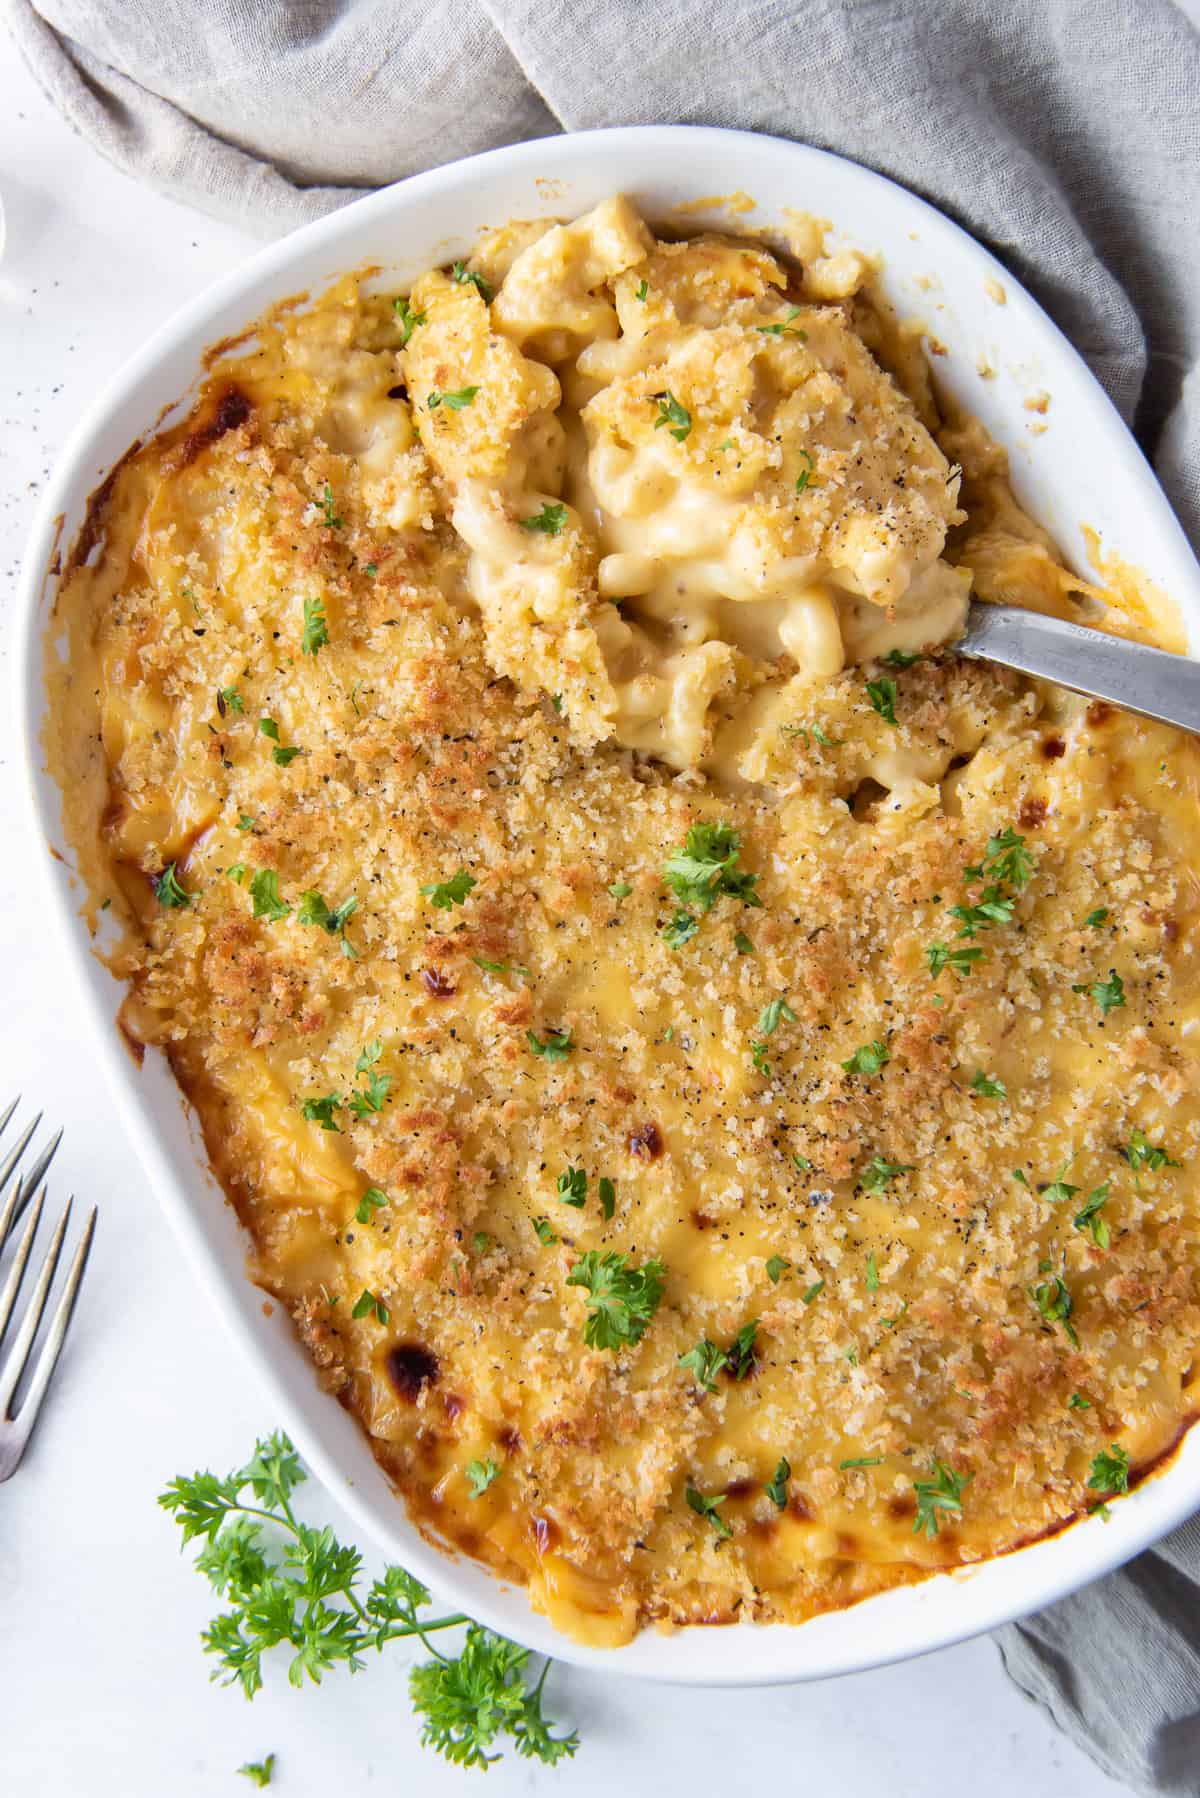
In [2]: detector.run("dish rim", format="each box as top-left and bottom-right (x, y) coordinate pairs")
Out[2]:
(16, 121), (1200, 1686)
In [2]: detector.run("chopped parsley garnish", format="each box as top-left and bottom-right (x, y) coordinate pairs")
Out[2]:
(1031, 1274), (1078, 1346)
(840, 1456), (882, 1470)
(237, 814), (257, 833)
(912, 1459), (971, 1538)
(968, 826), (1036, 892)
(793, 1154), (812, 1171)
(301, 1094), (342, 1132)
(451, 260), (494, 302)
(259, 717), (281, 740)
(218, 685), (245, 713)
(751, 993), (797, 1075)
(526, 1029), (573, 1062)
(678, 1338), (727, 1392)
(608, 880), (632, 900)
(866, 675), (898, 725)
(926, 942), (984, 979)
(842, 1039), (889, 1077)
(765, 1457), (791, 1508)
(566, 1250), (665, 1350)
(226, 863), (248, 884)
(393, 295), (426, 344)
(1073, 1183), (1111, 1248)
(766, 1255), (791, 1283)
(154, 862), (193, 909)
(685, 1485), (731, 1539)
(348, 1040), (391, 1117)
(661, 821), (761, 948)
(472, 956), (530, 982)
(598, 1177), (616, 1221)
(301, 593), (329, 655)
(1068, 1391), (1092, 1410)
(1088, 1443), (1130, 1497)
(238, 1756), (275, 1788)
(250, 869), (291, 922)
(1085, 907), (1110, 929)
(351, 1288), (390, 1325)
(465, 1458), (501, 1497)
(794, 447), (816, 495)
(1072, 969), (1126, 1018)
(635, 279), (649, 302)
(427, 386), (478, 411)
(532, 1217), (558, 1246)
(273, 745), (303, 767)
(734, 931), (755, 954)
(421, 868), (477, 910)
(319, 485), (343, 530)
(521, 502), (567, 535)
(651, 390), (692, 441)
(802, 1280), (825, 1305)
(472, 1232), (489, 1254)
(297, 890), (357, 956)
(859, 1155), (914, 1193)
(727, 1320), (758, 1380)
(883, 648), (922, 668)
(663, 910), (700, 950)
(1124, 1127), (1180, 1173)
(756, 305), (807, 339)
(556, 1166), (588, 1208)
(949, 887), (1015, 938)
(865, 1253), (880, 1292)
(355, 1187), (389, 1225)
(970, 1070), (1007, 1098)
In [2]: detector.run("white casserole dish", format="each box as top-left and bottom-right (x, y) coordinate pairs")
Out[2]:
(17, 124), (1200, 1685)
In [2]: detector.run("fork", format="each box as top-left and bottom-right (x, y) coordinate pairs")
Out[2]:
(0, 1098), (97, 1481)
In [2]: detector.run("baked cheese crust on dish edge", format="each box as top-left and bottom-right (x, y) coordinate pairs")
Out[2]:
(47, 197), (1200, 1647)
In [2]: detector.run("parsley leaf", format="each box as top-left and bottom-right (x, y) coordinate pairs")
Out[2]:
(465, 1458), (501, 1498)
(566, 1250), (665, 1350)
(238, 1757), (275, 1787)
(348, 1040), (391, 1117)
(1124, 1127), (1180, 1173)
(1040, 1168), (1080, 1205)
(794, 447), (816, 495)
(635, 279), (649, 302)
(427, 387), (478, 411)
(802, 1280), (825, 1304)
(734, 931), (754, 954)
(926, 942), (984, 979)
(258, 717), (280, 741)
(598, 1177), (616, 1220)
(355, 1187), (389, 1225)
(318, 486), (342, 530)
(1085, 907), (1110, 928)
(912, 1458), (971, 1538)
(608, 880), (632, 901)
(840, 1456), (882, 1470)
(1068, 1391), (1092, 1410)
(949, 885), (1014, 938)
(859, 1155), (914, 1193)
(273, 744), (303, 767)
(883, 648), (922, 668)
(521, 502), (567, 535)
(161, 1433), (577, 1768)
(678, 1338), (728, 1392)
(301, 1094), (342, 1133)
(451, 260), (493, 303)
(226, 863), (248, 884)
(218, 685), (245, 714)
(421, 869), (477, 910)
(663, 821), (761, 915)
(866, 675), (898, 725)
(842, 1039), (889, 1077)
(751, 993), (796, 1075)
(393, 296), (426, 345)
(765, 1457), (790, 1508)
(727, 1319), (758, 1380)
(663, 910), (700, 950)
(532, 1217), (557, 1246)
(970, 1070), (1007, 1098)
(154, 862), (194, 909)
(757, 305), (807, 339)
(352, 1288), (390, 1325)
(250, 869), (291, 922)
(651, 390), (692, 440)
(1031, 1274), (1079, 1346)
(1088, 1443), (1130, 1497)
(766, 1254), (791, 1283)
(556, 1166), (587, 1209)
(1073, 1183), (1111, 1248)
(301, 593), (329, 655)
(526, 1029), (573, 1062)
(979, 827), (1036, 891)
(865, 1253), (880, 1292)
(1072, 969), (1126, 1018)
(685, 1485), (731, 1539)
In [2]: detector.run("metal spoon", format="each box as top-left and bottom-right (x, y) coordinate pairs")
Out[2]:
(956, 601), (1200, 733)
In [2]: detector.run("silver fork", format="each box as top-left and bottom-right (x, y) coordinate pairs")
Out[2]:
(0, 1098), (97, 1481)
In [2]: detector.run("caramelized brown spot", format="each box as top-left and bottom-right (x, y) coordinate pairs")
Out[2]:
(888, 1492), (918, 1520)
(1019, 795), (1048, 828)
(387, 383), (408, 400)
(1040, 735), (1066, 760)
(689, 1208), (714, 1230)
(177, 385), (253, 468)
(422, 967), (457, 998)
(724, 1477), (756, 1499)
(1164, 917), (1179, 943)
(442, 1391), (465, 1421)
(498, 1424), (522, 1453)
(787, 1492), (814, 1522)
(385, 1341), (439, 1402)
(836, 1530), (859, 1555)
(1087, 700), (1114, 727)
(629, 1121), (663, 1160)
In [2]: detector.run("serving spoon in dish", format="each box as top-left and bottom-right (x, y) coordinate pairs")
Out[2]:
(956, 601), (1200, 733)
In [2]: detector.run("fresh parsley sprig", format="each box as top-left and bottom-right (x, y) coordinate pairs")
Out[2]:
(567, 1250), (665, 1350)
(158, 1432), (578, 1770)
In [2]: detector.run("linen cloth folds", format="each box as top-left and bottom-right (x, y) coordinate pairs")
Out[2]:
(5, 1), (1200, 1789)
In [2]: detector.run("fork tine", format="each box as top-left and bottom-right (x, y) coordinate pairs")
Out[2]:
(2, 1205), (96, 1445)
(0, 1098), (19, 1140)
(0, 1195), (73, 1419)
(0, 1189), (46, 1349)
(8, 1128), (64, 1236)
(0, 1113), (40, 1201)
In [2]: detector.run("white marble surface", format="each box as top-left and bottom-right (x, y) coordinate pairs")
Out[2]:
(0, 31), (1130, 1796)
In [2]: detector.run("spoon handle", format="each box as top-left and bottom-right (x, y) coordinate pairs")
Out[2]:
(956, 600), (1200, 734)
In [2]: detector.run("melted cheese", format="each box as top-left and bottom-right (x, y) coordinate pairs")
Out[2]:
(46, 200), (1200, 1650)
